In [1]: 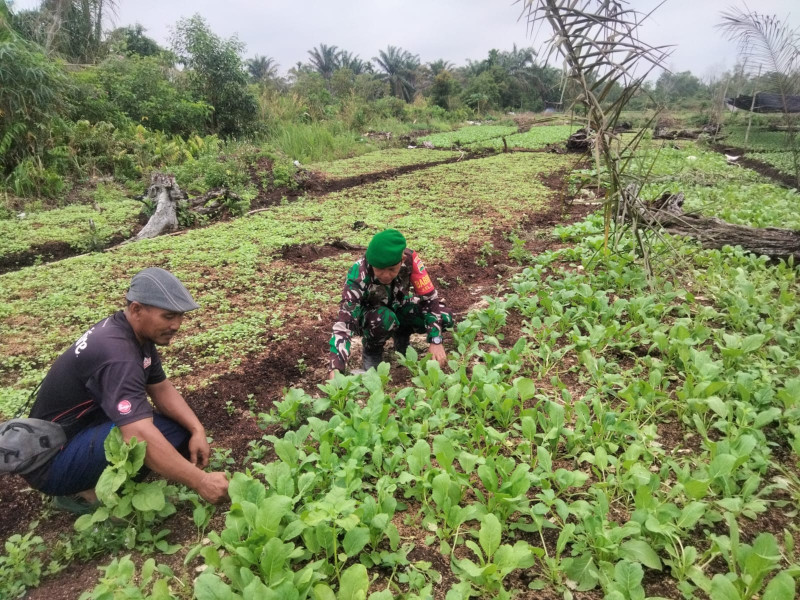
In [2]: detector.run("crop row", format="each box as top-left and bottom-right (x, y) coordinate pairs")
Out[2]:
(307, 149), (462, 181)
(56, 206), (800, 599)
(0, 152), (567, 417)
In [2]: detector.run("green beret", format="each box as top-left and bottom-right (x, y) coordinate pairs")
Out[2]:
(366, 229), (406, 268)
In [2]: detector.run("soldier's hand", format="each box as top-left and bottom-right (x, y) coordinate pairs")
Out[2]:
(429, 343), (447, 368)
(196, 471), (229, 504)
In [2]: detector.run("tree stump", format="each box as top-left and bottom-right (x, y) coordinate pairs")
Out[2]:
(567, 128), (593, 152)
(135, 173), (183, 240)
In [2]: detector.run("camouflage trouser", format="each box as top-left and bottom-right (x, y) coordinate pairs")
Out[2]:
(353, 302), (454, 352)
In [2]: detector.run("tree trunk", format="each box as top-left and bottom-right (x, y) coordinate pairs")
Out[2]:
(135, 173), (182, 240)
(622, 189), (800, 262)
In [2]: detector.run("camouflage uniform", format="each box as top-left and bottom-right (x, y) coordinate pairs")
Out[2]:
(329, 249), (454, 371)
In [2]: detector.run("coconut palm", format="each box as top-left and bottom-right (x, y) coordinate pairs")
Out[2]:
(373, 45), (420, 102)
(338, 50), (372, 75)
(428, 59), (454, 76)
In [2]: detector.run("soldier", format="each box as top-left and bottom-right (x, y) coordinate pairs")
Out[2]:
(328, 229), (454, 377)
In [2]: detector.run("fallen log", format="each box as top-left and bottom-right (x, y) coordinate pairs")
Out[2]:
(622, 188), (800, 262)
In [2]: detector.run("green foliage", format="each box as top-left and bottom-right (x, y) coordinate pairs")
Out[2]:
(269, 121), (365, 164)
(105, 24), (163, 58)
(473, 124), (579, 150)
(68, 54), (212, 136)
(307, 149), (461, 182)
(0, 4), (67, 175)
(172, 15), (258, 137)
(0, 184), (142, 258)
(419, 124), (518, 149)
(0, 526), (46, 599)
(78, 555), (180, 600)
(74, 429), (182, 554)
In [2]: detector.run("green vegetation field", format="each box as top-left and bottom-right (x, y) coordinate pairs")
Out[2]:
(3, 124), (800, 600)
(4, 3), (800, 596)
(418, 125), (518, 149)
(0, 184), (141, 260)
(0, 151), (563, 415)
(721, 123), (799, 181)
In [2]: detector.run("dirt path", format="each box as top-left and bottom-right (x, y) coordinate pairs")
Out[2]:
(711, 143), (799, 188)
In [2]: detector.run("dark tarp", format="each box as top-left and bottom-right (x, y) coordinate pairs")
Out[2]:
(727, 92), (800, 113)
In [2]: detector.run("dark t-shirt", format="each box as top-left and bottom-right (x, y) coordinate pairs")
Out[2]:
(24, 311), (166, 488)
(30, 310), (166, 439)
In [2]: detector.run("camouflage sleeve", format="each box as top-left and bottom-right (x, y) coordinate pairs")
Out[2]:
(410, 251), (443, 342)
(329, 260), (367, 371)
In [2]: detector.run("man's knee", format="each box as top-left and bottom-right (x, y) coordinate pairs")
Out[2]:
(153, 414), (191, 457)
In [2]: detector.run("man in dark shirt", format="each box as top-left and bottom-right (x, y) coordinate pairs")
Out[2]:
(25, 267), (228, 512)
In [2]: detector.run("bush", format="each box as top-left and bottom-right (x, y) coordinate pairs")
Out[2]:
(67, 55), (212, 136)
(6, 158), (67, 199)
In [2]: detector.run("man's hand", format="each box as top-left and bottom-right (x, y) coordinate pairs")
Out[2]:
(188, 430), (210, 468)
(196, 471), (229, 504)
(328, 369), (338, 380)
(429, 343), (447, 367)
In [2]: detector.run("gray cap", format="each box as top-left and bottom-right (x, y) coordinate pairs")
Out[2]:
(126, 267), (200, 313)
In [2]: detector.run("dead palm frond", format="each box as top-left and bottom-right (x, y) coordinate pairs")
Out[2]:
(518, 0), (673, 276)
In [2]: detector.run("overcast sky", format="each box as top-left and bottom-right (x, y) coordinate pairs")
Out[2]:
(10, 0), (799, 80)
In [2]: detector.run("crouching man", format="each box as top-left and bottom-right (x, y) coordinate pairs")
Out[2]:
(328, 229), (454, 378)
(22, 267), (229, 513)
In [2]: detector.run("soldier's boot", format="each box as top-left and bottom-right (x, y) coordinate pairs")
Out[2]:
(393, 330), (411, 356)
(362, 343), (384, 371)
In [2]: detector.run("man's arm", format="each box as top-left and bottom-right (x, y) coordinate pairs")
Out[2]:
(329, 260), (368, 376)
(147, 379), (209, 467)
(410, 252), (447, 367)
(119, 417), (228, 504)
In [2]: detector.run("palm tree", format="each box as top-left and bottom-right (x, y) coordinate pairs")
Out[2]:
(718, 6), (800, 186)
(373, 45), (420, 102)
(31, 0), (117, 62)
(338, 50), (372, 75)
(428, 59), (454, 77)
(307, 43), (339, 80)
(247, 54), (279, 84)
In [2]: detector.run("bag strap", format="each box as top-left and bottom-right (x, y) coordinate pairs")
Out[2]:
(14, 380), (43, 419)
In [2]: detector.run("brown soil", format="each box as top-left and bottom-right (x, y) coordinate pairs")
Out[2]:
(712, 144), (798, 188)
(0, 233), (132, 275)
